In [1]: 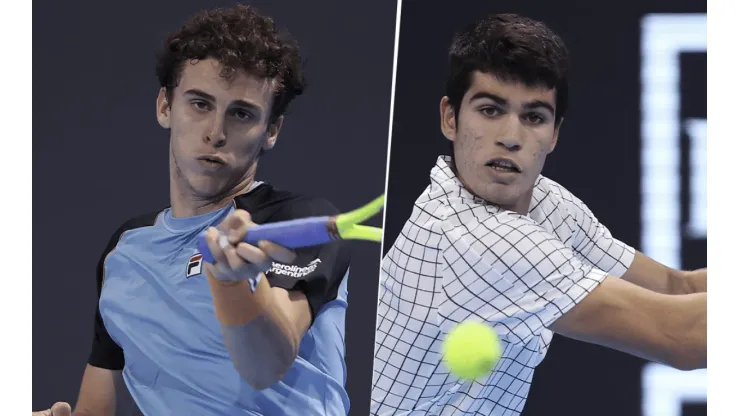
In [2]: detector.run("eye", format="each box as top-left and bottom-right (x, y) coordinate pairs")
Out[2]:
(232, 109), (253, 121)
(479, 106), (502, 117)
(191, 100), (210, 111)
(524, 113), (545, 124)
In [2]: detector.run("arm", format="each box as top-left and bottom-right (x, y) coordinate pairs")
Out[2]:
(621, 251), (706, 295)
(567, 191), (706, 294)
(549, 275), (706, 370)
(438, 216), (706, 370)
(203, 206), (350, 389)
(76, 223), (128, 413)
(32, 366), (118, 416)
(72, 365), (120, 416)
(206, 268), (311, 390)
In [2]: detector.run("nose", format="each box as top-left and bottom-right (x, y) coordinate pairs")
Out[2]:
(495, 114), (524, 152)
(204, 115), (227, 147)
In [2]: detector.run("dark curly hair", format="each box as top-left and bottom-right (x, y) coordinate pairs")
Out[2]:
(156, 4), (304, 123)
(446, 13), (570, 126)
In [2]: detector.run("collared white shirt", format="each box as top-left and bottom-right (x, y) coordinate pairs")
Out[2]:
(371, 156), (635, 415)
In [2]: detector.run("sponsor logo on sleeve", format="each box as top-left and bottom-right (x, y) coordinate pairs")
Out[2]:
(267, 258), (321, 278)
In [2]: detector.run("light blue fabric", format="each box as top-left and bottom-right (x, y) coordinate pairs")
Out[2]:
(99, 205), (350, 415)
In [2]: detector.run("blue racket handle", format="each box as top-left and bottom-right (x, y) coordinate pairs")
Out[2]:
(198, 216), (335, 263)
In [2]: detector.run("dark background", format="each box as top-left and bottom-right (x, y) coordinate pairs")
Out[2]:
(33, 0), (395, 415)
(386, 1), (706, 415)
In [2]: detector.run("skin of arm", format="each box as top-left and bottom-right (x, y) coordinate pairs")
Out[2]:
(203, 210), (313, 390)
(72, 365), (120, 416)
(549, 275), (706, 371)
(621, 251), (707, 295)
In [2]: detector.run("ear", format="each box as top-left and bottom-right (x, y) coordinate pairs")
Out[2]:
(263, 115), (284, 152)
(156, 88), (171, 129)
(440, 96), (457, 143)
(548, 117), (564, 154)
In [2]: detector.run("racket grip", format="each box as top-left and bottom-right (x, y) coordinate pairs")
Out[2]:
(244, 216), (335, 248)
(198, 216), (336, 263)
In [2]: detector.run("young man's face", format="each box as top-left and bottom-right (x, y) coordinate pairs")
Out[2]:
(156, 58), (282, 199)
(441, 71), (560, 213)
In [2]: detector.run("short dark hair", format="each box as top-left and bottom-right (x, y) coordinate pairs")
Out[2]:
(445, 13), (570, 125)
(156, 4), (305, 123)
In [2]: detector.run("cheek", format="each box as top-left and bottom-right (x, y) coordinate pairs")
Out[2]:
(527, 138), (552, 167)
(170, 112), (202, 141)
(456, 124), (486, 156)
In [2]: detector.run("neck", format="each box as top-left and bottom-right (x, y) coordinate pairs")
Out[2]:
(509, 187), (533, 215)
(169, 157), (258, 219)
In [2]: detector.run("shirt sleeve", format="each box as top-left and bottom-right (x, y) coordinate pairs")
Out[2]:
(264, 198), (352, 324)
(568, 195), (635, 277)
(87, 224), (127, 370)
(437, 213), (608, 347)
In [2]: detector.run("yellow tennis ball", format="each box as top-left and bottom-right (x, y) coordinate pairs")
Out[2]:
(441, 321), (502, 380)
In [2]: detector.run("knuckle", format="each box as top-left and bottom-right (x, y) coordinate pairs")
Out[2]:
(234, 209), (252, 221)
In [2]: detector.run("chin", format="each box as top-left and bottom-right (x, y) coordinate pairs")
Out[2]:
(477, 183), (523, 209)
(185, 174), (231, 198)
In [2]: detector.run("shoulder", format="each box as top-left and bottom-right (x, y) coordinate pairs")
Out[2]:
(234, 183), (340, 222)
(537, 175), (576, 202)
(117, 211), (161, 232)
(101, 210), (162, 248)
(98, 209), (163, 256)
(97, 209), (163, 283)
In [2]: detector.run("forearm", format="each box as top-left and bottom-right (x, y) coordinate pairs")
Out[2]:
(623, 252), (702, 295)
(73, 410), (102, 416)
(207, 273), (299, 389)
(660, 292), (707, 370)
(551, 276), (706, 371)
(72, 365), (118, 416)
(665, 269), (706, 295)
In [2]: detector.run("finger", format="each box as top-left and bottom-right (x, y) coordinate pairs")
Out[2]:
(215, 210), (251, 233)
(219, 210), (254, 244)
(235, 242), (270, 267)
(51, 402), (72, 416)
(31, 411), (51, 416)
(204, 227), (230, 265)
(258, 240), (297, 264)
(222, 244), (248, 271)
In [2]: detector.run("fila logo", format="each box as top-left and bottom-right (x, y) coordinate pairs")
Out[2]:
(186, 254), (203, 278)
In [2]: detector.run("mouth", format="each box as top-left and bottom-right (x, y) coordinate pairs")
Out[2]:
(197, 155), (226, 167)
(485, 157), (522, 173)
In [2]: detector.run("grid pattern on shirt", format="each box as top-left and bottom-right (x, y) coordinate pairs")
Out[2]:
(371, 156), (635, 416)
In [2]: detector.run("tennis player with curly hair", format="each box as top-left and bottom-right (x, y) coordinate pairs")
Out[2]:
(34, 5), (352, 416)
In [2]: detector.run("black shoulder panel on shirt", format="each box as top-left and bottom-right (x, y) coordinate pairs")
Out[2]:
(96, 211), (162, 289)
(88, 210), (161, 371)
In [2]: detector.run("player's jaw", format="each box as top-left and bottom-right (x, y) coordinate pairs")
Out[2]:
(474, 158), (533, 212)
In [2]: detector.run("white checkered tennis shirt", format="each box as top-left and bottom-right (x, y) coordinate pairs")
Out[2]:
(371, 156), (635, 415)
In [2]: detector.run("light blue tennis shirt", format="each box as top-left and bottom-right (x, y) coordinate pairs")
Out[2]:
(93, 184), (351, 415)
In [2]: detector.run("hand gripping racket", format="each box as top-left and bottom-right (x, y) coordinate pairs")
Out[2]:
(198, 195), (385, 263)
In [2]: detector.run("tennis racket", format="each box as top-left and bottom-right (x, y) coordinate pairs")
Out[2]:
(198, 195), (385, 263)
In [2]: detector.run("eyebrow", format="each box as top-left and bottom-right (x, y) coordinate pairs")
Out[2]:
(183, 89), (263, 112)
(469, 92), (555, 116)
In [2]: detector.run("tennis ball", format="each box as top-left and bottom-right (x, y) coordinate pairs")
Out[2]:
(441, 321), (502, 380)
